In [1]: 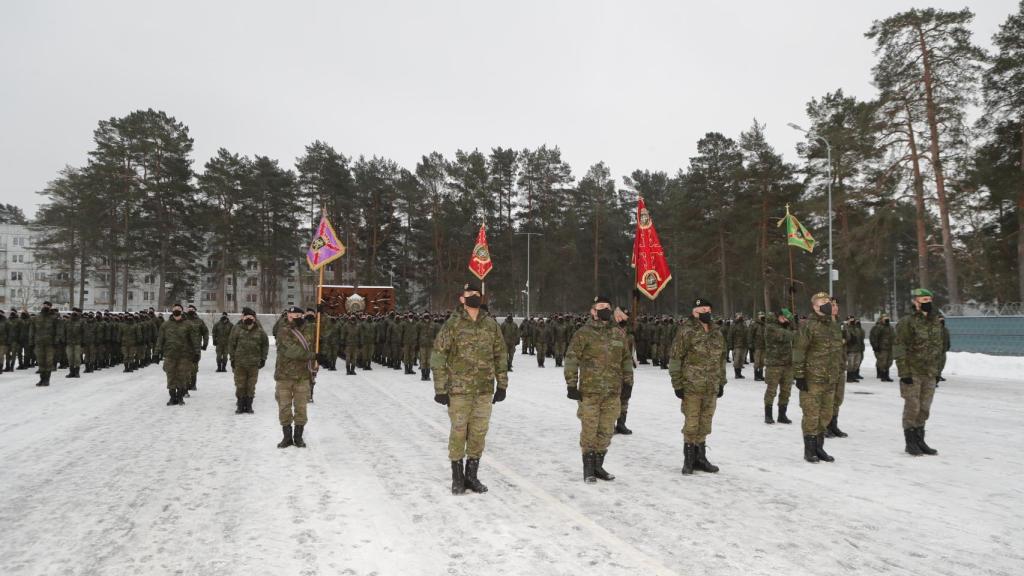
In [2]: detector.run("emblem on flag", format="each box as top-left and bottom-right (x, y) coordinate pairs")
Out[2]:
(306, 215), (345, 271)
(469, 224), (493, 280)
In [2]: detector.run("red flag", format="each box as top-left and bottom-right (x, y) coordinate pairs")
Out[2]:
(631, 198), (672, 300)
(468, 224), (493, 280)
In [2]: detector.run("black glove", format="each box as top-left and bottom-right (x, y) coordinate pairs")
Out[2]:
(566, 387), (581, 401)
(492, 387), (506, 404)
(230, 360), (234, 369)
(202, 344), (208, 351)
(795, 378), (808, 391)
(259, 359), (266, 368)
(674, 387), (685, 399)
(717, 384), (725, 398)
(433, 393), (449, 406)
(193, 353), (200, 363)
(872, 347), (879, 354)
(900, 377), (913, 385)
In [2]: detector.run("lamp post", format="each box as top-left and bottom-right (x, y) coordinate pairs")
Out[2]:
(515, 232), (542, 319)
(788, 122), (834, 296)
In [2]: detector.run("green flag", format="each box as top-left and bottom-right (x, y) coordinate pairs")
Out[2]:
(777, 206), (815, 253)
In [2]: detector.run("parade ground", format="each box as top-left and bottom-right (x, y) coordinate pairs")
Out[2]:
(1, 348), (1021, 576)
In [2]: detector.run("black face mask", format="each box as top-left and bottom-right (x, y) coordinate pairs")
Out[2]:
(919, 302), (933, 314)
(243, 318), (254, 326)
(21, 313), (29, 319)
(187, 310), (197, 317)
(304, 314), (315, 322)
(221, 317), (229, 323)
(818, 303), (832, 317)
(698, 312), (712, 324)
(883, 319), (890, 326)
(293, 317), (305, 328)
(464, 295), (482, 309)
(596, 308), (613, 322)
(172, 310), (183, 318)
(780, 320), (790, 327)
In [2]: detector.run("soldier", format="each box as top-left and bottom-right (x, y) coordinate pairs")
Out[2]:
(228, 307), (268, 415)
(418, 313), (439, 380)
(275, 306), (317, 448)
(844, 316), (864, 383)
(13, 310), (29, 370)
(359, 314), (375, 371)
(303, 308), (320, 401)
(500, 315), (518, 372)
(731, 314), (748, 379)
(869, 313), (895, 381)
(185, 304), (209, 393)
(894, 288), (943, 456)
(63, 308), (84, 378)
(763, 309), (795, 425)
(212, 312), (233, 372)
(564, 297), (632, 483)
(535, 318), (551, 368)
(402, 312), (420, 375)
(668, 298), (726, 475)
(751, 312), (767, 381)
(431, 279), (508, 495)
(120, 314), (137, 372)
(937, 316), (950, 382)
(82, 312), (97, 373)
(340, 314), (362, 376)
(29, 302), (59, 386)
(156, 303), (200, 406)
(0, 310), (8, 374)
(322, 313), (340, 371)
(826, 300), (849, 438)
(614, 310), (636, 435)
(793, 292), (843, 463)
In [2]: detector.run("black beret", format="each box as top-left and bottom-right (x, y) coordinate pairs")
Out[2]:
(593, 295), (612, 305)
(463, 279), (482, 293)
(287, 305), (304, 314)
(241, 307), (257, 316)
(693, 298), (712, 308)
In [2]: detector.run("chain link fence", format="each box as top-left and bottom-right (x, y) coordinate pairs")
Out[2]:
(941, 302), (1023, 317)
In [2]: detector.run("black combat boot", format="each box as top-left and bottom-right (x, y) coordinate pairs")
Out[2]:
(235, 398), (244, 414)
(815, 434), (835, 462)
(777, 404), (792, 424)
(754, 368), (764, 381)
(660, 359), (668, 370)
(294, 425), (306, 448)
(594, 451), (615, 481)
(123, 363), (131, 373)
(65, 367), (75, 378)
(915, 427), (937, 455)
(555, 357), (562, 368)
(904, 428), (923, 456)
(451, 460), (466, 495)
(36, 372), (50, 387)
(846, 370), (856, 383)
(828, 415), (848, 438)
(614, 413), (632, 435)
(803, 436), (819, 463)
(167, 389), (177, 406)
(734, 368), (744, 379)
(277, 425), (293, 449)
(246, 397), (255, 414)
(681, 443), (696, 475)
(855, 369), (863, 381)
(876, 367), (884, 379)
(177, 388), (186, 405)
(764, 405), (775, 424)
(695, 443), (719, 473)
(882, 369), (894, 382)
(464, 458), (488, 493)
(583, 452), (597, 484)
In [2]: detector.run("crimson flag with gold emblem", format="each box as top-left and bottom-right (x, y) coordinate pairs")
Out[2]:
(631, 198), (672, 300)
(468, 224), (493, 280)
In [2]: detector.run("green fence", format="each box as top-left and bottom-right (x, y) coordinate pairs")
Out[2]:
(943, 316), (1024, 356)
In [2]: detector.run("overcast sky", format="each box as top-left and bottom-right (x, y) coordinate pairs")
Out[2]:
(1, 0), (1016, 218)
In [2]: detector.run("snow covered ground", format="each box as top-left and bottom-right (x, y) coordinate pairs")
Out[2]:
(1, 348), (1021, 576)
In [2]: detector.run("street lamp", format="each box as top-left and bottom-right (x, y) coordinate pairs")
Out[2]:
(788, 122), (834, 297)
(515, 232), (542, 319)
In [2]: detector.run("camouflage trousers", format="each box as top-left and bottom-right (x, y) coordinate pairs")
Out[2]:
(216, 344), (228, 362)
(163, 356), (193, 391)
(447, 392), (493, 461)
(65, 344), (82, 369)
(732, 347), (747, 370)
(681, 392), (717, 444)
(764, 365), (793, 407)
(233, 366), (259, 399)
(832, 378), (846, 416)
(799, 380), (837, 435)
(753, 348), (765, 370)
(361, 344), (373, 366)
(875, 349), (893, 372)
(419, 347), (432, 371)
(554, 342), (566, 362)
(577, 391), (620, 452)
(938, 353), (947, 376)
(619, 383), (633, 418)
(35, 345), (56, 372)
(0, 345), (7, 366)
(403, 345), (417, 367)
(900, 375), (936, 429)
(275, 377), (310, 426)
(121, 344), (135, 365)
(345, 346), (360, 370)
(846, 352), (863, 372)
(84, 343), (96, 366)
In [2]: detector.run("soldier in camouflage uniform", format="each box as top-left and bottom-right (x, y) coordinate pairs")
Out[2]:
(500, 315), (519, 372)
(0, 310), (9, 374)
(415, 313), (434, 380)
(401, 313), (420, 375)
(431, 279), (508, 495)
(212, 312), (233, 372)
(81, 312), (97, 373)
(869, 314), (895, 381)
(763, 309), (795, 425)
(549, 315), (566, 367)
(29, 302), (59, 387)
(564, 296), (632, 483)
(275, 306), (317, 448)
(937, 317), (950, 382)
(793, 292), (843, 463)
(751, 313), (767, 381)
(614, 310), (636, 435)
(534, 318), (551, 368)
(340, 314), (362, 376)
(668, 298), (726, 475)
(825, 300), (849, 438)
(843, 317), (864, 383)
(228, 307), (268, 414)
(730, 314), (748, 379)
(360, 314), (376, 370)
(63, 308), (84, 379)
(894, 288), (943, 456)
(156, 304), (200, 406)
(185, 305), (209, 393)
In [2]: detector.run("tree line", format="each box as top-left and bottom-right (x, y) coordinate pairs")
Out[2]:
(27, 5), (1024, 317)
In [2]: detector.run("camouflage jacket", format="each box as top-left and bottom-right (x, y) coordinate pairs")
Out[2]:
(29, 311), (59, 347)
(341, 321), (362, 348)
(843, 323), (865, 353)
(751, 320), (767, 350)
(792, 314), (844, 384)
(894, 311), (944, 379)
(64, 318), (84, 346)
(763, 320), (794, 367)
(212, 319), (233, 346)
(0, 319), (9, 345)
(730, 323), (749, 349)
(563, 319), (633, 395)
(228, 322), (269, 369)
(188, 315), (209, 348)
(81, 319), (97, 345)
(431, 307), (508, 396)
(157, 318), (200, 360)
(402, 321), (421, 347)
(869, 323), (894, 351)
(500, 319), (519, 350)
(419, 321), (440, 350)
(274, 320), (317, 382)
(668, 317), (727, 395)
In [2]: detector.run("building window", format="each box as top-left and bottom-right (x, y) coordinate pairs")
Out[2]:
(226, 293), (234, 302)
(144, 274), (155, 284)
(128, 292), (134, 301)
(10, 272), (22, 281)
(34, 272), (47, 282)
(247, 260), (258, 271)
(246, 294), (258, 303)
(245, 277), (258, 287)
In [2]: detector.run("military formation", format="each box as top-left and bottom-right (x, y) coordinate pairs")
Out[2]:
(4, 282), (950, 494)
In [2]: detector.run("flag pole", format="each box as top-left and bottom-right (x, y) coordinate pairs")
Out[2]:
(784, 205), (795, 313)
(314, 205), (325, 355)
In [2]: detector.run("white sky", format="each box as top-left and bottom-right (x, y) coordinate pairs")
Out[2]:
(0, 0), (1016, 218)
